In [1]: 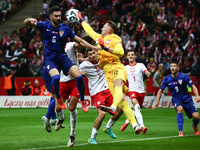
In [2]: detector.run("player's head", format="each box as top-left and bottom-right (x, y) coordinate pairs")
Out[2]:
(127, 50), (136, 62)
(101, 20), (117, 36)
(170, 60), (179, 74)
(49, 6), (61, 26)
(87, 49), (98, 64)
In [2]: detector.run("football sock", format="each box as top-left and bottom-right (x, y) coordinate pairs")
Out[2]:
(51, 75), (60, 99)
(193, 118), (199, 127)
(159, 93), (165, 107)
(75, 75), (85, 102)
(112, 86), (123, 107)
(57, 109), (65, 120)
(46, 97), (55, 119)
(70, 109), (78, 137)
(106, 118), (116, 129)
(91, 127), (98, 138)
(134, 104), (144, 127)
(119, 101), (137, 125)
(150, 95), (155, 106)
(50, 97), (56, 120)
(177, 113), (184, 131)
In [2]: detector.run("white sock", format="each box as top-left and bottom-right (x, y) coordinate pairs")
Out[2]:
(159, 93), (165, 107)
(150, 96), (155, 106)
(131, 122), (138, 129)
(91, 127), (98, 138)
(106, 118), (116, 129)
(70, 109), (78, 137)
(125, 119), (130, 124)
(134, 104), (144, 127)
(110, 105), (116, 110)
(57, 109), (65, 120)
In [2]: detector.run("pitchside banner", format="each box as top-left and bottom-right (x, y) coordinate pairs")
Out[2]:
(0, 96), (200, 108)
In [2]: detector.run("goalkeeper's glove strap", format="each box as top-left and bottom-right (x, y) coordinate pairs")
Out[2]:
(104, 46), (110, 52)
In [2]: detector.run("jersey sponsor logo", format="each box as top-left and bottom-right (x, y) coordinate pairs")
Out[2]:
(59, 30), (64, 36)
(178, 80), (182, 85)
(105, 40), (111, 45)
(47, 29), (50, 31)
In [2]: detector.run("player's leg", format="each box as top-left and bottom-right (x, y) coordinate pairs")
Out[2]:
(103, 106), (123, 139)
(159, 93), (165, 108)
(89, 109), (107, 144)
(176, 105), (184, 136)
(192, 112), (199, 135)
(49, 67), (66, 110)
(119, 93), (143, 135)
(185, 101), (199, 135)
(67, 95), (79, 147)
(68, 65), (88, 112)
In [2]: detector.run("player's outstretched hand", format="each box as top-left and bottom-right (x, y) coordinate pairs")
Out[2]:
(96, 38), (110, 52)
(195, 97), (200, 103)
(77, 11), (84, 23)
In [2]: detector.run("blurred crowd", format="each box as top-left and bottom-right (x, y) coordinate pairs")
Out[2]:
(1, 0), (200, 79)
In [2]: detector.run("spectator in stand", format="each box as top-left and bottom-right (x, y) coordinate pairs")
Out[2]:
(30, 54), (43, 76)
(125, 35), (137, 51)
(154, 49), (163, 65)
(18, 58), (33, 77)
(10, 27), (19, 38)
(189, 51), (200, 77)
(1, 32), (9, 48)
(1, 0), (10, 21)
(151, 40), (163, 56)
(5, 44), (16, 59)
(152, 28), (164, 42)
(21, 80), (34, 96)
(3, 36), (13, 55)
(138, 42), (146, 55)
(175, 4), (184, 18)
(184, 16), (192, 32)
(181, 57), (192, 74)
(169, 49), (177, 63)
(162, 43), (170, 59)
(174, 16), (184, 30)
(142, 11), (154, 25)
(14, 43), (26, 57)
(157, 9), (165, 24)
(147, 58), (156, 70)
(41, 0), (49, 19)
(109, 10), (120, 24)
(137, 19), (146, 35)
(121, 29), (130, 48)
(162, 57), (170, 75)
(33, 79), (42, 95)
(166, 11), (176, 28)
(14, 37), (22, 48)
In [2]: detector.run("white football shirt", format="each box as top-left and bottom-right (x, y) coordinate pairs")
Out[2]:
(125, 63), (147, 93)
(60, 42), (78, 82)
(79, 61), (109, 96)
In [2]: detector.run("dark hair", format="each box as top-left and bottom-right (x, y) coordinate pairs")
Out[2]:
(107, 20), (118, 34)
(49, 6), (60, 15)
(127, 49), (136, 54)
(171, 59), (178, 66)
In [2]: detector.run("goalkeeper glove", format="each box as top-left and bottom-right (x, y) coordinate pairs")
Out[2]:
(96, 38), (110, 52)
(77, 12), (84, 23)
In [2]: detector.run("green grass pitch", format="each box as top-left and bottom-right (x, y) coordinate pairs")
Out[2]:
(1, 108), (200, 150)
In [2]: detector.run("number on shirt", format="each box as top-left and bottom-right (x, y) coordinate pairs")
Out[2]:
(52, 36), (56, 43)
(175, 86), (179, 92)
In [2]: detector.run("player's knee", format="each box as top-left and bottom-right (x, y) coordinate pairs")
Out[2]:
(192, 112), (200, 120)
(176, 106), (183, 113)
(99, 109), (107, 117)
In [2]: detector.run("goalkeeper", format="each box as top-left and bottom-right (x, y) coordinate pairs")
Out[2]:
(76, 12), (143, 134)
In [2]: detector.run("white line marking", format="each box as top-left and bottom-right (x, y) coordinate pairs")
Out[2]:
(20, 134), (195, 150)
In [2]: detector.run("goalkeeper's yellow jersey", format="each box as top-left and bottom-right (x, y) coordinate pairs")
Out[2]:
(82, 22), (124, 73)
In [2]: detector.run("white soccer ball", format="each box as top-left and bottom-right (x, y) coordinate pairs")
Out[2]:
(66, 9), (79, 23)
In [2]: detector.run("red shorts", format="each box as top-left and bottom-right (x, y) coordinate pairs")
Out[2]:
(91, 89), (113, 109)
(128, 91), (145, 107)
(153, 86), (160, 95)
(59, 80), (80, 100)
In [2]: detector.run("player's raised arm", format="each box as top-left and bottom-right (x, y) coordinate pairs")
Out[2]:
(23, 18), (37, 28)
(72, 35), (100, 51)
(155, 89), (163, 107)
(191, 84), (200, 103)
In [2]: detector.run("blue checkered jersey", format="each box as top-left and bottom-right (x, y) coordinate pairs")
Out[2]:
(37, 20), (75, 60)
(160, 73), (194, 102)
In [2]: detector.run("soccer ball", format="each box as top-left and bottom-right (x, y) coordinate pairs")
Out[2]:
(66, 9), (79, 23)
